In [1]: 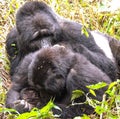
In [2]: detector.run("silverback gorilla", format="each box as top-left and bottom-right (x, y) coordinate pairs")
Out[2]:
(6, 45), (111, 118)
(6, 1), (116, 80)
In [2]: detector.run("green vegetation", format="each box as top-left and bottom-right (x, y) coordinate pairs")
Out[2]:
(0, 0), (120, 118)
(72, 80), (120, 119)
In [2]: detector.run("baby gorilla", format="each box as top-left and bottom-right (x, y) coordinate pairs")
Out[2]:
(28, 45), (68, 95)
(28, 45), (111, 102)
(6, 45), (111, 118)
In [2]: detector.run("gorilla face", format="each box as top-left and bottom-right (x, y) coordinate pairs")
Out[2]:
(16, 1), (63, 54)
(28, 45), (70, 95)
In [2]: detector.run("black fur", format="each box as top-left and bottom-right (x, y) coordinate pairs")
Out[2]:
(6, 45), (111, 118)
(6, 28), (21, 76)
(6, 1), (116, 81)
(14, 1), (116, 81)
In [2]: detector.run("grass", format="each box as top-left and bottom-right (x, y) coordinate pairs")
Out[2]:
(0, 0), (120, 118)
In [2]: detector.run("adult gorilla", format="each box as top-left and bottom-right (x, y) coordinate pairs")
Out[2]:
(15, 1), (116, 81)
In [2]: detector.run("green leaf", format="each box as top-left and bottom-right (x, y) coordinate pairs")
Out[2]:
(81, 26), (89, 37)
(40, 100), (55, 114)
(106, 86), (116, 96)
(89, 89), (96, 97)
(86, 82), (107, 90)
(95, 106), (106, 115)
(11, 43), (16, 47)
(81, 114), (90, 119)
(16, 100), (56, 119)
(16, 111), (38, 119)
(108, 82), (117, 90)
(0, 107), (18, 114)
(86, 98), (100, 108)
(71, 90), (85, 101)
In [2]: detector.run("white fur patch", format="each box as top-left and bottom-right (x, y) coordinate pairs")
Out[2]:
(91, 31), (114, 61)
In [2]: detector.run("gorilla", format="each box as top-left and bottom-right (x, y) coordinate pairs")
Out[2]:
(6, 27), (21, 76)
(6, 27), (120, 80)
(6, 45), (111, 118)
(13, 1), (116, 81)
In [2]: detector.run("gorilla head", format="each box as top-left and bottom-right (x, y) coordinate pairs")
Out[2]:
(16, 1), (63, 55)
(28, 45), (69, 96)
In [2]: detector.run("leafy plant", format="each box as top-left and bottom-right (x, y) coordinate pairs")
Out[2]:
(0, 100), (61, 119)
(71, 80), (120, 119)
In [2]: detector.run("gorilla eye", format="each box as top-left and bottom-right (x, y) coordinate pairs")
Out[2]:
(37, 65), (43, 70)
(37, 66), (40, 70)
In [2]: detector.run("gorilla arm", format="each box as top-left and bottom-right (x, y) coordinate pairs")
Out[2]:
(5, 53), (33, 113)
(6, 77), (28, 108)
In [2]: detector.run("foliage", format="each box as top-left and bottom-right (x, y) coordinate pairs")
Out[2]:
(0, 100), (61, 119)
(16, 100), (60, 119)
(0, 0), (120, 119)
(71, 79), (120, 119)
